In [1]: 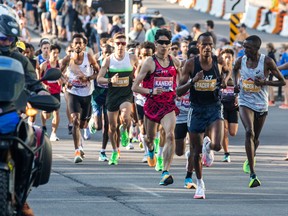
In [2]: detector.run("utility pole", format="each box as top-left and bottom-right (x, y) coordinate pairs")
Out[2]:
(125, 0), (133, 43)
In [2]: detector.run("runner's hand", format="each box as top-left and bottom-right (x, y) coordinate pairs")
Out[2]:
(153, 87), (163, 95)
(193, 70), (204, 82)
(78, 76), (89, 83)
(254, 77), (265, 86)
(111, 73), (119, 84)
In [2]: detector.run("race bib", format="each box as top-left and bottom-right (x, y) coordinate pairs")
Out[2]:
(242, 80), (261, 93)
(181, 97), (190, 109)
(153, 77), (173, 92)
(222, 86), (234, 97)
(112, 76), (129, 87)
(194, 79), (217, 91)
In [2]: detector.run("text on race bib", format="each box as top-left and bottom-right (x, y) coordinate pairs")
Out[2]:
(153, 77), (174, 92)
(222, 86), (234, 96)
(112, 76), (129, 87)
(242, 80), (261, 93)
(194, 79), (217, 91)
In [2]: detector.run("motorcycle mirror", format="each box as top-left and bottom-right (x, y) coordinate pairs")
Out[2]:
(40, 68), (62, 82)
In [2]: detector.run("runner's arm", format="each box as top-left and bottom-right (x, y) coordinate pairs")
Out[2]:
(176, 58), (194, 97)
(233, 57), (242, 90)
(97, 57), (110, 84)
(278, 62), (288, 70)
(263, 57), (286, 87)
(60, 55), (70, 74)
(87, 53), (100, 81)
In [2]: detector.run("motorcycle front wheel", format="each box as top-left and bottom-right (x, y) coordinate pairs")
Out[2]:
(0, 169), (13, 216)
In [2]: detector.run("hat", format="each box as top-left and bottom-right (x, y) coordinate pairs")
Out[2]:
(97, 7), (104, 13)
(219, 38), (229, 44)
(237, 23), (247, 28)
(16, 41), (25, 51)
(234, 41), (243, 47)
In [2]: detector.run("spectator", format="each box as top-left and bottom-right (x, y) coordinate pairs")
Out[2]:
(140, 16), (150, 31)
(26, 0), (35, 26)
(278, 43), (288, 109)
(235, 23), (249, 42)
(206, 20), (217, 46)
(215, 37), (230, 56)
(169, 41), (180, 57)
(234, 41), (245, 58)
(191, 23), (202, 41)
(128, 21), (145, 44)
(266, 42), (277, 106)
(109, 15), (122, 37)
(96, 7), (109, 39)
(19, 19), (32, 42)
(178, 40), (189, 60)
(145, 18), (159, 42)
(171, 22), (189, 43)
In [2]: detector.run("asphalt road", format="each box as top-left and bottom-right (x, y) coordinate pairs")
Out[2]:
(27, 2), (288, 215)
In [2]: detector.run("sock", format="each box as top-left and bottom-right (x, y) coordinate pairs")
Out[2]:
(157, 146), (164, 157)
(83, 128), (88, 133)
(185, 171), (192, 179)
(250, 173), (256, 179)
(100, 149), (105, 153)
(140, 133), (148, 154)
(156, 131), (160, 139)
(27, 119), (34, 126)
(196, 178), (203, 185)
(112, 149), (117, 152)
(224, 152), (230, 156)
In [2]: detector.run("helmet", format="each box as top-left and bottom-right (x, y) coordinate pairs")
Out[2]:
(0, 14), (20, 38)
(0, 4), (20, 23)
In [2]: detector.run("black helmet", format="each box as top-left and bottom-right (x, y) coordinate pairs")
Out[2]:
(0, 14), (20, 38)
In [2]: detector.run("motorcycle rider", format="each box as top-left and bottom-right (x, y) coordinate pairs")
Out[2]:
(0, 14), (46, 216)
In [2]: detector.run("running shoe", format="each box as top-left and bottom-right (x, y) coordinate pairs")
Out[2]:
(83, 129), (91, 140)
(50, 133), (60, 142)
(285, 153), (288, 161)
(74, 150), (83, 163)
(154, 137), (160, 154)
(79, 146), (85, 159)
(268, 101), (275, 107)
(243, 158), (256, 174)
(139, 142), (144, 151)
(22, 202), (34, 216)
(142, 154), (148, 163)
(147, 150), (156, 167)
(88, 118), (97, 134)
(155, 156), (164, 171)
(184, 177), (197, 189)
(222, 154), (231, 163)
(159, 171), (173, 186)
(249, 175), (261, 188)
(98, 152), (108, 162)
(202, 136), (214, 167)
(279, 103), (288, 109)
(194, 180), (205, 199)
(119, 125), (129, 147)
(68, 124), (73, 135)
(108, 151), (119, 165)
(126, 142), (134, 150)
(131, 137), (139, 143)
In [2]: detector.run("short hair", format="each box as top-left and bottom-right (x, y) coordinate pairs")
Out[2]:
(220, 48), (234, 56)
(245, 35), (262, 49)
(72, 33), (85, 42)
(193, 23), (201, 30)
(113, 32), (126, 40)
(25, 42), (34, 51)
(206, 20), (214, 29)
(197, 32), (213, 43)
(140, 41), (155, 53)
(175, 24), (182, 32)
(155, 29), (172, 41)
(187, 47), (199, 57)
(189, 40), (197, 49)
(172, 41), (180, 48)
(50, 44), (61, 52)
(151, 18), (158, 26)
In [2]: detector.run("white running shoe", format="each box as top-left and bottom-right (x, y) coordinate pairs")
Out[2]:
(142, 154), (148, 163)
(202, 136), (214, 167)
(194, 180), (205, 199)
(126, 143), (134, 150)
(50, 133), (60, 141)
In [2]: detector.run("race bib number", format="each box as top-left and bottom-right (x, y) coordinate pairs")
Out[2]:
(222, 86), (234, 97)
(112, 76), (129, 87)
(242, 80), (261, 93)
(194, 79), (217, 91)
(153, 77), (173, 92)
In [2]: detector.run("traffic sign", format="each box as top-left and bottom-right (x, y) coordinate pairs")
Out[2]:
(225, 0), (246, 13)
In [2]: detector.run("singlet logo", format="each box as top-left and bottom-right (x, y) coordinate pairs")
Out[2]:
(112, 76), (129, 87)
(242, 78), (261, 93)
(153, 77), (173, 92)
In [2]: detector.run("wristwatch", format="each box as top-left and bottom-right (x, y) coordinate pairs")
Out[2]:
(149, 88), (153, 96)
(189, 78), (194, 85)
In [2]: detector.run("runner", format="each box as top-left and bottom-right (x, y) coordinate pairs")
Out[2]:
(39, 44), (62, 141)
(97, 32), (138, 165)
(90, 44), (114, 162)
(132, 29), (181, 185)
(60, 33), (99, 163)
(233, 35), (285, 187)
(36, 38), (50, 76)
(177, 32), (230, 199)
(220, 48), (239, 163)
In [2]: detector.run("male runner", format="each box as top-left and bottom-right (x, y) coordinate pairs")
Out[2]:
(233, 35), (285, 187)
(132, 29), (181, 185)
(97, 33), (138, 165)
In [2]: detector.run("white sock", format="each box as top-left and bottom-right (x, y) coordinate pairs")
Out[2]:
(156, 131), (160, 139)
(100, 149), (105, 153)
(158, 146), (164, 157)
(196, 178), (204, 185)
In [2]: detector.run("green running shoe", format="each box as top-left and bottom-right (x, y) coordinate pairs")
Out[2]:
(249, 176), (261, 188)
(154, 137), (160, 154)
(119, 125), (129, 147)
(243, 158), (256, 174)
(155, 156), (164, 171)
(88, 118), (96, 134)
(108, 151), (118, 165)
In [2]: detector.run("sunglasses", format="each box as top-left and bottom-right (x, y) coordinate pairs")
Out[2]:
(68, 50), (74, 53)
(157, 40), (171, 45)
(171, 47), (178, 51)
(115, 42), (126, 46)
(0, 36), (15, 42)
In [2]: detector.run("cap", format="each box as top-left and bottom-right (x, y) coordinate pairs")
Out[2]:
(16, 40), (26, 51)
(237, 23), (247, 28)
(97, 7), (104, 13)
(219, 38), (229, 44)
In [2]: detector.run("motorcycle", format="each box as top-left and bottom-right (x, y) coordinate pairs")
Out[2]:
(0, 56), (61, 216)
